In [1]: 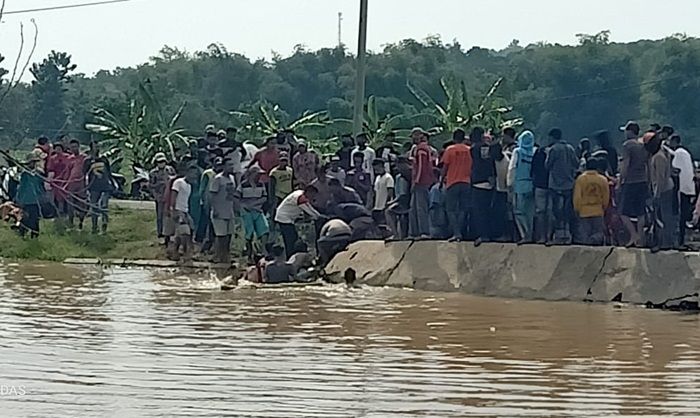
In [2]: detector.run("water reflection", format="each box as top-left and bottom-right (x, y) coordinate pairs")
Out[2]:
(0, 263), (699, 417)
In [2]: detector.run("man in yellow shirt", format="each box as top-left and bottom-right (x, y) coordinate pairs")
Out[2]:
(573, 159), (610, 246)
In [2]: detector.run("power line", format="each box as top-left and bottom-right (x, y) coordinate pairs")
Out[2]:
(3, 0), (132, 16)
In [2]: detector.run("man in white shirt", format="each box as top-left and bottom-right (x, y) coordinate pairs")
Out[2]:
(372, 158), (395, 226)
(351, 133), (376, 179)
(169, 165), (198, 260)
(274, 185), (322, 258)
(668, 134), (696, 246)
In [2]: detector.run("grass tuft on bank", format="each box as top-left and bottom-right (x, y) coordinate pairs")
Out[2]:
(0, 208), (161, 262)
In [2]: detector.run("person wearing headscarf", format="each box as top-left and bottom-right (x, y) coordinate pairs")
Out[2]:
(508, 130), (536, 243)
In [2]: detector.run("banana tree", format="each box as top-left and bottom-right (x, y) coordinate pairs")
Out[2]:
(407, 75), (523, 136)
(330, 95), (418, 148)
(229, 102), (330, 143)
(86, 81), (191, 167)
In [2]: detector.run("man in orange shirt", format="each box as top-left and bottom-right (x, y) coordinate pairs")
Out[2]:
(441, 129), (472, 242)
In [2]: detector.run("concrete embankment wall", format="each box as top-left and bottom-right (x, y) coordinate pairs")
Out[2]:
(326, 241), (700, 304)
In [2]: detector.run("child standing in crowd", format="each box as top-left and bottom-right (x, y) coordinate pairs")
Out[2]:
(573, 158), (610, 246)
(169, 164), (198, 261)
(371, 158), (394, 225)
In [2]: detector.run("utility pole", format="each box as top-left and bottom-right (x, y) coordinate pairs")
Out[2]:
(352, 0), (368, 137)
(337, 12), (343, 47)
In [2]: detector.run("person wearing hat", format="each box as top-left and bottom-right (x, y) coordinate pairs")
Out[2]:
(149, 152), (176, 241)
(292, 139), (319, 188)
(15, 153), (46, 238)
(618, 120), (649, 247)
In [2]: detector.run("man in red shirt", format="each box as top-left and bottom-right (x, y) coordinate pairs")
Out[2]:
(441, 129), (472, 241)
(409, 128), (435, 239)
(46, 143), (71, 219)
(65, 139), (88, 229)
(251, 136), (280, 184)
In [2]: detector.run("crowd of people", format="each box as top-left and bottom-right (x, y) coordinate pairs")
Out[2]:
(3, 120), (699, 283)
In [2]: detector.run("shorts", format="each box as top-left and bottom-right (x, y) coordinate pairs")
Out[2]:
(174, 210), (193, 237)
(621, 182), (649, 218)
(241, 209), (269, 240)
(211, 217), (236, 237)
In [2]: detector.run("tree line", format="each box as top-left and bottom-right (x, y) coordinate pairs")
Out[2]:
(1, 30), (699, 163)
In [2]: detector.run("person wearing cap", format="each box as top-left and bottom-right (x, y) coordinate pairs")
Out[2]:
(149, 152), (176, 242)
(292, 139), (319, 188)
(15, 153), (45, 238)
(351, 133), (376, 180)
(667, 134), (695, 247)
(236, 166), (269, 262)
(209, 158), (238, 264)
(545, 128), (578, 245)
(327, 155), (346, 185)
(619, 120), (649, 247)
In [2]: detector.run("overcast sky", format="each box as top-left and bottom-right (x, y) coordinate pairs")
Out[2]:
(0, 0), (697, 77)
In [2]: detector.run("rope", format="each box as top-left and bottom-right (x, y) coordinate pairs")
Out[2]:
(0, 150), (107, 213)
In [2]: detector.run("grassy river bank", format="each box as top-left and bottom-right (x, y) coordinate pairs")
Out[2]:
(0, 208), (161, 262)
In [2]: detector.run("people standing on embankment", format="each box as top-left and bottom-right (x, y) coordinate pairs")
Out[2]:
(4, 119), (699, 281)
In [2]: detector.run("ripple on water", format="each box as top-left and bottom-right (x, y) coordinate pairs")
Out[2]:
(0, 264), (699, 417)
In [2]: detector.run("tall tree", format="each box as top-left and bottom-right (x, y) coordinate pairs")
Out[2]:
(30, 50), (76, 138)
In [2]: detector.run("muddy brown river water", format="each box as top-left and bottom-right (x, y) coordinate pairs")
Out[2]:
(1, 263), (700, 417)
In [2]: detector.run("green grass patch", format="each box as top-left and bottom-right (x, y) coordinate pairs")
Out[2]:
(0, 208), (162, 262)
